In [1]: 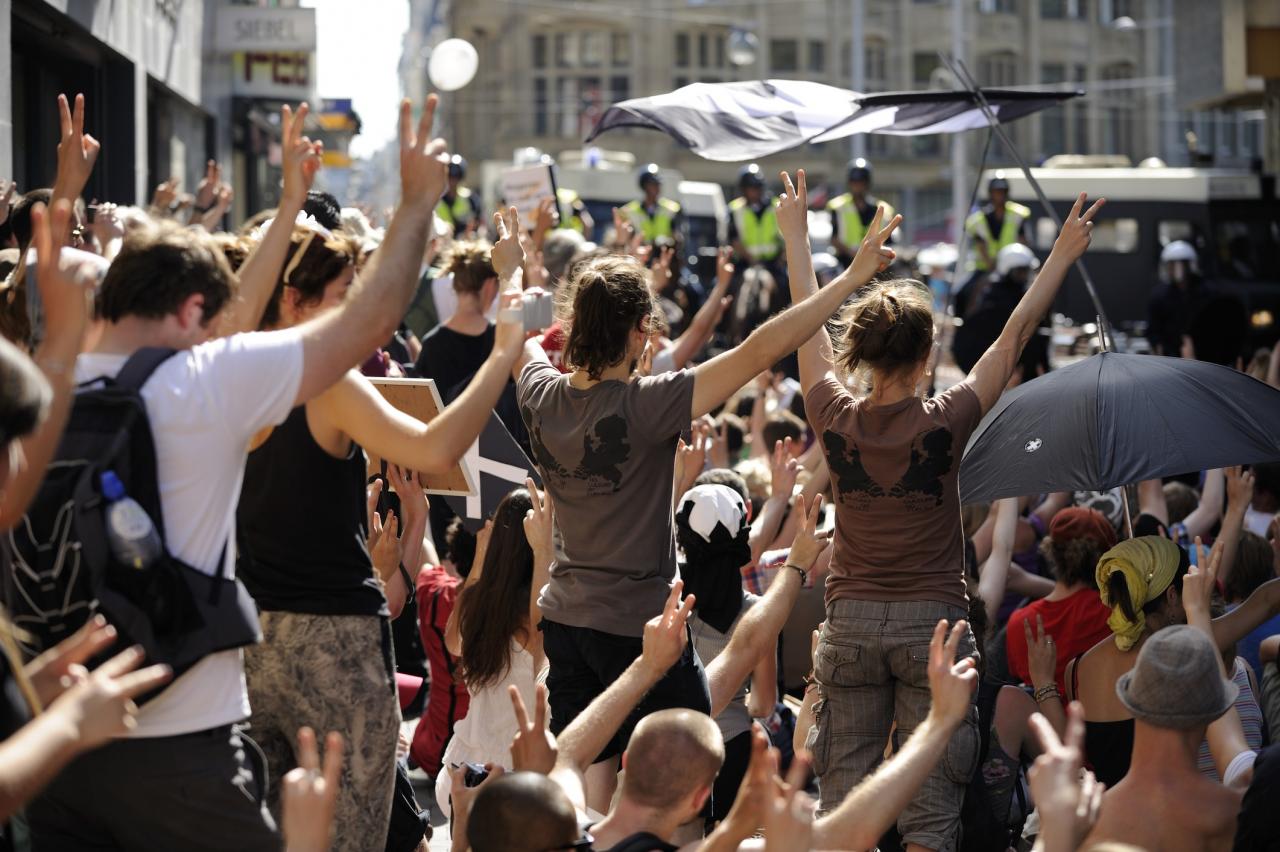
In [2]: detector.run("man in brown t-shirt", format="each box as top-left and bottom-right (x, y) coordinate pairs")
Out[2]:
(514, 244), (904, 804)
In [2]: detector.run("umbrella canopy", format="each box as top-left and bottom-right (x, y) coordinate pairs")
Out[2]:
(584, 79), (1079, 161)
(959, 353), (1280, 504)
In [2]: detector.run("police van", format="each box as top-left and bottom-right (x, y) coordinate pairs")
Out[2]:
(986, 158), (1279, 348)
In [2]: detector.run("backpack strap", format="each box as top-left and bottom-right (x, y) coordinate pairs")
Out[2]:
(115, 347), (180, 392)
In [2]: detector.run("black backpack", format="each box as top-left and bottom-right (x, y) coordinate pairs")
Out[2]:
(958, 681), (1029, 852)
(2, 348), (261, 698)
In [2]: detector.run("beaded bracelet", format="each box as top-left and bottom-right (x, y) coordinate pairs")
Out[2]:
(1033, 684), (1060, 704)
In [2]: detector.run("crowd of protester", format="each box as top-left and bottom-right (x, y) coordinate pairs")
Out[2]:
(0, 88), (1277, 852)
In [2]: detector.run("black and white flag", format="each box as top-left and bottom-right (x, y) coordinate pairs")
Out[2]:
(443, 413), (542, 532)
(584, 79), (1080, 161)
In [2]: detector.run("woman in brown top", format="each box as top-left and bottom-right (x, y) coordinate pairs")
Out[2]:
(776, 170), (1104, 852)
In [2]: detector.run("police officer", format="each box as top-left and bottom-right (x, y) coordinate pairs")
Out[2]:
(826, 158), (895, 268)
(623, 163), (684, 248)
(952, 243), (1049, 383)
(728, 164), (780, 266)
(964, 172), (1031, 276)
(436, 154), (482, 235)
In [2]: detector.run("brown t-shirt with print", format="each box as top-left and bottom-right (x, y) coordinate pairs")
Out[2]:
(805, 377), (983, 609)
(518, 361), (694, 637)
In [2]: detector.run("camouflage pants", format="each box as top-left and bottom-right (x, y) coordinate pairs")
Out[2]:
(244, 611), (400, 852)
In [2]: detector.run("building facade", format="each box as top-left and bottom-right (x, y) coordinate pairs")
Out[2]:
(425, 0), (1266, 243)
(4, 0), (213, 206)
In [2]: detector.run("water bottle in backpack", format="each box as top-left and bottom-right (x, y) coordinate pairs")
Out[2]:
(101, 471), (162, 571)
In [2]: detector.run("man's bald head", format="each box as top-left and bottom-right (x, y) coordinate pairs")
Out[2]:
(621, 709), (725, 810)
(467, 772), (580, 852)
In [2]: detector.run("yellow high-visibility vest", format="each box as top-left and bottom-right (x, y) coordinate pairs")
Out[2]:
(965, 201), (1031, 271)
(827, 193), (895, 249)
(556, 187), (586, 234)
(436, 187), (476, 229)
(623, 198), (681, 242)
(729, 197), (780, 262)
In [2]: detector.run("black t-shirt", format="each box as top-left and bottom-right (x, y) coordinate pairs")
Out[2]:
(238, 406), (389, 617)
(416, 324), (495, 401)
(1234, 744), (1280, 851)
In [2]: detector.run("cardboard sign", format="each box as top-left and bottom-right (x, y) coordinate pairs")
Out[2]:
(499, 164), (556, 221)
(366, 378), (475, 497)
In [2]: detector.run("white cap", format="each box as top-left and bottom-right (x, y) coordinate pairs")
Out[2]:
(1161, 240), (1197, 263)
(995, 243), (1039, 278)
(677, 484), (746, 543)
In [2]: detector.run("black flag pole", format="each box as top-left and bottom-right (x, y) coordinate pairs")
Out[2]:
(939, 53), (1116, 354)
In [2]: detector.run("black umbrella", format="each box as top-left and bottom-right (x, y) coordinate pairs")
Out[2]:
(960, 353), (1280, 504)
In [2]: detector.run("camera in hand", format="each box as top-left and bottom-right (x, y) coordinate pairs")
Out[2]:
(463, 762), (490, 787)
(522, 288), (553, 333)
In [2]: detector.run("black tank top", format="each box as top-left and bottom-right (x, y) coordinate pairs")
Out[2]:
(238, 405), (388, 617)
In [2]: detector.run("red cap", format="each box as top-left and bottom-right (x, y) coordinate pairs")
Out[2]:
(1049, 507), (1118, 550)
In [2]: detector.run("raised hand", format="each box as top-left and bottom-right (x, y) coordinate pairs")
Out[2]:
(640, 580), (695, 677)
(193, 160), (221, 211)
(533, 196), (559, 234)
(1226, 465), (1255, 512)
(397, 95), (450, 210)
(370, 508), (402, 585)
(707, 420), (730, 470)
(48, 646), (172, 749)
(281, 104), (324, 210)
(848, 204), (901, 283)
(764, 752), (816, 852)
(509, 683), (557, 774)
(31, 200), (97, 352)
(718, 726), (774, 840)
(927, 619), (978, 727)
(1025, 613), (1057, 691)
(786, 494), (832, 575)
(90, 202), (124, 247)
(676, 419), (711, 496)
(522, 478), (555, 568)
(769, 437), (799, 501)
(777, 170), (809, 244)
(1052, 192), (1106, 263)
(53, 94), (101, 201)
(650, 246), (676, 294)
(25, 614), (116, 706)
(151, 178), (179, 214)
(281, 727), (344, 852)
(715, 245), (735, 289)
(1028, 702), (1104, 852)
(1184, 535), (1222, 627)
(387, 465), (427, 534)
(491, 206), (528, 285)
(199, 184), (234, 231)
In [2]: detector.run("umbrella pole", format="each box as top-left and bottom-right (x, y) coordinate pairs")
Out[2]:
(1122, 484), (1136, 539)
(940, 56), (1117, 351)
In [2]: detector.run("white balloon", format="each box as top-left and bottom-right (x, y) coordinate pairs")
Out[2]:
(428, 38), (479, 92)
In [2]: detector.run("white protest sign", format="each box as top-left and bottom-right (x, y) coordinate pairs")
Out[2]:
(499, 164), (556, 221)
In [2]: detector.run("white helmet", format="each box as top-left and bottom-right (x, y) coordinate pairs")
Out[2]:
(1160, 240), (1197, 264)
(995, 243), (1040, 279)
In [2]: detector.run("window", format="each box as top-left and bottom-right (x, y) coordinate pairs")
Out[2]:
(533, 35), (548, 70)
(698, 33), (709, 68)
(1158, 220), (1194, 247)
(675, 75), (689, 89)
(581, 31), (604, 68)
(1040, 63), (1067, 156)
(1101, 62), (1136, 159)
(978, 51), (1018, 87)
(612, 32), (631, 67)
(770, 39), (799, 72)
(1040, 0), (1066, 18)
(865, 39), (887, 85)
(1036, 216), (1139, 253)
(913, 52), (939, 85)
(714, 34), (725, 69)
(980, 0), (1017, 11)
(675, 33), (690, 67)
(808, 40), (826, 73)
(609, 75), (630, 103)
(555, 32), (577, 68)
(534, 77), (548, 136)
